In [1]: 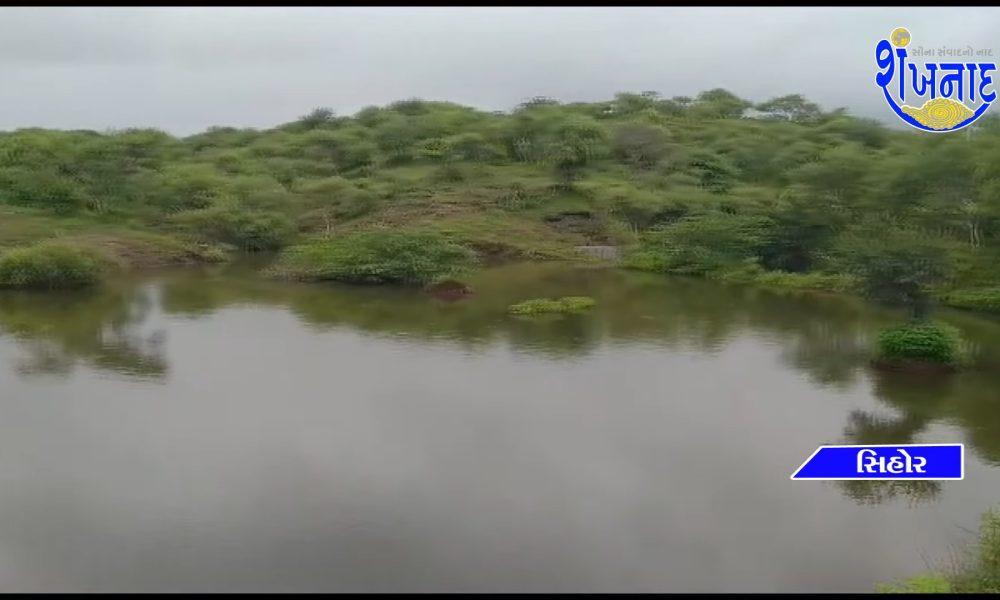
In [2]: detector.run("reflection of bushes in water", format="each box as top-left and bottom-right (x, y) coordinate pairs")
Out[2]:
(154, 262), (986, 375)
(837, 479), (941, 507)
(843, 409), (931, 447)
(948, 380), (1000, 467)
(7, 262), (1000, 478)
(833, 375), (951, 507)
(0, 284), (167, 379)
(159, 271), (286, 317)
(14, 340), (75, 377)
(13, 337), (167, 379)
(869, 370), (953, 423)
(46, 262), (1000, 423)
(287, 283), (604, 358)
(159, 281), (228, 317)
(833, 367), (1000, 506)
(158, 263), (890, 368)
(843, 366), (956, 448)
(780, 321), (871, 389)
(505, 312), (602, 358)
(159, 264), (609, 356)
(860, 369), (1000, 466)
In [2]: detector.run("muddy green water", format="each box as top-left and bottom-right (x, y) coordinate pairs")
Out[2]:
(0, 261), (998, 592)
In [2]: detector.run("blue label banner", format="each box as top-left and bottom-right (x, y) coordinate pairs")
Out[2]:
(791, 444), (964, 480)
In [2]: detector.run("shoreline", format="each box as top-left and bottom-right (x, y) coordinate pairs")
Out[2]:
(3, 225), (1000, 323)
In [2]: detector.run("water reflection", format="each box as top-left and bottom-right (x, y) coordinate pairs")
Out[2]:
(845, 370), (1000, 466)
(836, 480), (942, 507)
(0, 281), (168, 379)
(155, 264), (893, 366)
(1, 260), (999, 531)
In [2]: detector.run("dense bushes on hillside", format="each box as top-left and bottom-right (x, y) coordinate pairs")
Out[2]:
(1, 91), (999, 305)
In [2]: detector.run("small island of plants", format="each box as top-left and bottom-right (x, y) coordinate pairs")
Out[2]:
(507, 296), (597, 315)
(873, 323), (964, 372)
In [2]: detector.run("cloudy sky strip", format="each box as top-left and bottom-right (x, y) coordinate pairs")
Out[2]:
(1, 7), (997, 135)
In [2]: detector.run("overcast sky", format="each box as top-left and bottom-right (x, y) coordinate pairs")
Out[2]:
(1, 7), (997, 136)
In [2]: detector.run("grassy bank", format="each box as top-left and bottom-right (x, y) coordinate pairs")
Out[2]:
(0, 242), (103, 289)
(0, 206), (229, 271)
(270, 231), (475, 285)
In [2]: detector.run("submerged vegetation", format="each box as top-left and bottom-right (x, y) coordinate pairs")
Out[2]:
(0, 242), (103, 289)
(1, 90), (999, 307)
(508, 296), (596, 315)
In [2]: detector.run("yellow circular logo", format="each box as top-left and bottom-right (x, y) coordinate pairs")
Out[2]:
(890, 27), (911, 47)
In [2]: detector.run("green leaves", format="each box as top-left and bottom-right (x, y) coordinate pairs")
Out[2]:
(2, 90), (1000, 315)
(630, 212), (776, 275)
(507, 296), (596, 315)
(274, 231), (475, 285)
(834, 227), (954, 319)
(876, 323), (962, 365)
(172, 205), (295, 252)
(0, 242), (103, 289)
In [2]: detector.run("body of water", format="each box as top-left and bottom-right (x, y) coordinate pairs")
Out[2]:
(0, 261), (998, 592)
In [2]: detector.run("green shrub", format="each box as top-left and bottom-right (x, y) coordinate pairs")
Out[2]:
(621, 249), (672, 273)
(0, 168), (88, 214)
(446, 132), (502, 162)
(274, 231), (474, 285)
(0, 242), (103, 289)
(508, 296), (597, 315)
(833, 227), (954, 320)
(875, 323), (962, 365)
(712, 259), (768, 284)
(627, 213), (775, 276)
(429, 163), (467, 183)
(687, 150), (740, 193)
(144, 164), (228, 212)
(296, 176), (378, 221)
(173, 206), (295, 251)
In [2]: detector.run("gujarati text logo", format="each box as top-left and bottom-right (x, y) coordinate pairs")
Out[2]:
(876, 28), (996, 132)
